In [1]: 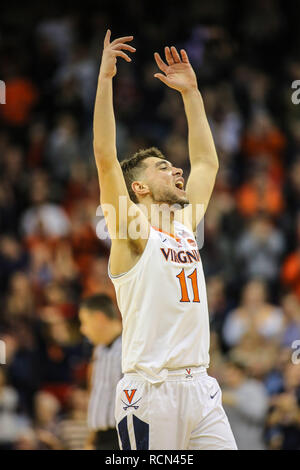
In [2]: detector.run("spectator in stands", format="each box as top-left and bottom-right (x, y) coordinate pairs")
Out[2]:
(33, 391), (63, 450)
(14, 429), (39, 450)
(265, 392), (300, 450)
(284, 159), (300, 218)
(207, 276), (230, 348)
(235, 214), (285, 286)
(5, 272), (35, 319)
(236, 162), (284, 218)
(221, 358), (268, 450)
(0, 66), (38, 128)
(0, 236), (29, 295)
(21, 171), (71, 238)
(241, 111), (286, 183)
(223, 279), (284, 348)
(46, 114), (81, 183)
(280, 292), (300, 348)
(281, 213), (300, 300)
(82, 257), (116, 302)
(58, 387), (89, 450)
(0, 368), (27, 450)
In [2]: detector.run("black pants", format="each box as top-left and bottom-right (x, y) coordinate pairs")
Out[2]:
(94, 428), (119, 450)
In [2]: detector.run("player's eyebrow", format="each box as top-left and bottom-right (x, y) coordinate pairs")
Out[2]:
(155, 160), (171, 168)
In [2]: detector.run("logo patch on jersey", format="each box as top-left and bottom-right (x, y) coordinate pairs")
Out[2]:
(187, 238), (197, 247)
(121, 389), (142, 411)
(185, 368), (193, 379)
(177, 229), (192, 239)
(124, 389), (136, 404)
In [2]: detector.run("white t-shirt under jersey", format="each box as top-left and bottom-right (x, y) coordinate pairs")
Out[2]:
(108, 221), (210, 384)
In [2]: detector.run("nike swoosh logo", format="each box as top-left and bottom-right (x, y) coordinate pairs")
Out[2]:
(210, 390), (219, 399)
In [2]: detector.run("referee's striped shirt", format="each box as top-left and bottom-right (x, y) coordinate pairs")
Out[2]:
(87, 335), (122, 431)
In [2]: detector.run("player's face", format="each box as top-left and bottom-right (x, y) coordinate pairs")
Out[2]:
(142, 157), (189, 208)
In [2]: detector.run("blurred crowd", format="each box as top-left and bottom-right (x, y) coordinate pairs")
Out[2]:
(0, 0), (300, 450)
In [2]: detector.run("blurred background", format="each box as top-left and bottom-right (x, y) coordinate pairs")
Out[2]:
(0, 0), (300, 450)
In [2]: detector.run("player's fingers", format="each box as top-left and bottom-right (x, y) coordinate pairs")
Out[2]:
(170, 46), (181, 63)
(111, 36), (134, 46)
(154, 73), (169, 85)
(180, 49), (190, 63)
(104, 29), (111, 47)
(154, 53), (168, 73)
(114, 51), (132, 62)
(111, 43), (136, 53)
(165, 47), (175, 65)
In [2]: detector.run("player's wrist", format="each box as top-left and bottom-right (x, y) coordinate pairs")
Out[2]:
(99, 70), (115, 81)
(180, 87), (200, 98)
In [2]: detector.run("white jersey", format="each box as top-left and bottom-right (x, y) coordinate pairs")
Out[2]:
(108, 221), (210, 384)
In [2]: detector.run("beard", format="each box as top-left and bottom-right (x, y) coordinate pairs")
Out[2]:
(151, 186), (189, 209)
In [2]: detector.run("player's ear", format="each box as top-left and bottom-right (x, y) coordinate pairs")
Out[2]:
(131, 181), (150, 198)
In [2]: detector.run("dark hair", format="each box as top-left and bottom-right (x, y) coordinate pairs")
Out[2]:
(80, 294), (118, 320)
(121, 147), (165, 203)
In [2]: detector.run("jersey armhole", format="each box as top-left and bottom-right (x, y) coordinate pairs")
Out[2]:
(108, 228), (154, 283)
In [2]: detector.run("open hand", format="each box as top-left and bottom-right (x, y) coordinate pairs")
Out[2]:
(100, 29), (136, 79)
(154, 47), (197, 93)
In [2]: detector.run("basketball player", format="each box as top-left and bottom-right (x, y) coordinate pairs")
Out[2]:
(93, 29), (237, 450)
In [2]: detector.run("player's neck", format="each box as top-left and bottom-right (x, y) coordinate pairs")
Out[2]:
(147, 204), (176, 236)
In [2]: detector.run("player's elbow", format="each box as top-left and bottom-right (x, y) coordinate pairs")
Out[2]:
(208, 159), (219, 178)
(210, 154), (219, 172)
(214, 162), (219, 178)
(93, 142), (113, 159)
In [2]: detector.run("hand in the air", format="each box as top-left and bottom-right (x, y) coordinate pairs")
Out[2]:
(154, 46), (198, 93)
(100, 29), (136, 79)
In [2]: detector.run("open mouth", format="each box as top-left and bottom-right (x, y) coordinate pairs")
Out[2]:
(175, 181), (184, 191)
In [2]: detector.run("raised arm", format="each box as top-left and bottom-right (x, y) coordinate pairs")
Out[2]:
(94, 30), (148, 274)
(94, 30), (134, 164)
(154, 46), (219, 231)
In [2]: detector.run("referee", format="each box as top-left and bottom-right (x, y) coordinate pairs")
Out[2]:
(79, 294), (122, 450)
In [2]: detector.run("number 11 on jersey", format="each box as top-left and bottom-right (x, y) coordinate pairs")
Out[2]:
(176, 268), (200, 303)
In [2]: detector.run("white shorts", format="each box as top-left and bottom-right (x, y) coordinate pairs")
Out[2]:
(115, 367), (237, 450)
